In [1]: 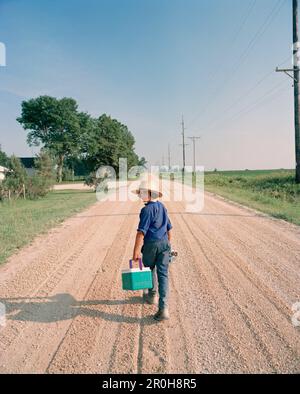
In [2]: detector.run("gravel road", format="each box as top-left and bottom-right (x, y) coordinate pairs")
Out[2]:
(0, 184), (299, 373)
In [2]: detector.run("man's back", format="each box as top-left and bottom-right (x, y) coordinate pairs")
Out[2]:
(138, 201), (172, 242)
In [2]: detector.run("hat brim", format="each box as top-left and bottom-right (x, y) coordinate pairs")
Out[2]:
(132, 188), (163, 198)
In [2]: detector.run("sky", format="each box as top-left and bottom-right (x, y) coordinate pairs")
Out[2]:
(0, 0), (296, 170)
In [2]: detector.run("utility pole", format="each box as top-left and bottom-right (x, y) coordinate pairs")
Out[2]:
(188, 136), (201, 175)
(181, 115), (187, 174)
(294, 0), (300, 183)
(168, 143), (171, 171)
(276, 0), (300, 183)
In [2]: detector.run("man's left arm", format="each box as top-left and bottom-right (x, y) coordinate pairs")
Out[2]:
(133, 207), (151, 261)
(133, 231), (144, 261)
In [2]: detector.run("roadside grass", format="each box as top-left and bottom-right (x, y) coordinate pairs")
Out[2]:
(0, 189), (96, 265)
(165, 169), (300, 226)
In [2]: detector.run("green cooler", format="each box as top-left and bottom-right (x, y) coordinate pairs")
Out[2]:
(122, 258), (153, 291)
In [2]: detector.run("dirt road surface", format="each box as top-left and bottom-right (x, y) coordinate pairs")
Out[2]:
(53, 183), (93, 191)
(0, 183), (299, 373)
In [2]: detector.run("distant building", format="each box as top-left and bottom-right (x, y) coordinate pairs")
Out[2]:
(19, 157), (36, 176)
(0, 165), (8, 182)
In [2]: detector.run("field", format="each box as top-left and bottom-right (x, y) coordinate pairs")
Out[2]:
(167, 169), (300, 226)
(0, 189), (96, 265)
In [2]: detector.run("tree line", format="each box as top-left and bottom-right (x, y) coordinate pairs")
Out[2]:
(0, 95), (145, 200)
(17, 95), (146, 183)
(0, 148), (55, 200)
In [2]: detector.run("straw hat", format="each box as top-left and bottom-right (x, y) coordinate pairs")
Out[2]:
(132, 175), (163, 198)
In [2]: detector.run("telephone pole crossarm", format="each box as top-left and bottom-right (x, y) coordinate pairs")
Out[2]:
(276, 67), (298, 82)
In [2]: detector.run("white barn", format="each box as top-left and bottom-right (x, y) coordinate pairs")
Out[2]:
(0, 165), (8, 182)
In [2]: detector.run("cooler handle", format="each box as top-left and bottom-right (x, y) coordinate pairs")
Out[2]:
(129, 258), (143, 270)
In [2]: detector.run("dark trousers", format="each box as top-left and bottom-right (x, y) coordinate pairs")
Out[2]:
(141, 239), (171, 309)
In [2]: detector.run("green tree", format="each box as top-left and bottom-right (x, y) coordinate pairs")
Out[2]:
(0, 144), (10, 167)
(60, 112), (94, 180)
(25, 152), (55, 199)
(3, 155), (27, 198)
(17, 96), (81, 183)
(138, 157), (147, 168)
(34, 150), (55, 188)
(82, 114), (139, 175)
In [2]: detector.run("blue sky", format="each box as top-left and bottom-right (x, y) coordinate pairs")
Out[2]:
(0, 0), (296, 170)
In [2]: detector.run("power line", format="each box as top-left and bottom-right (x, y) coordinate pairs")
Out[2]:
(230, 0), (285, 74)
(230, 85), (290, 124)
(206, 80), (289, 131)
(230, 0), (257, 45)
(201, 55), (292, 132)
(199, 0), (258, 94)
(187, 0), (285, 130)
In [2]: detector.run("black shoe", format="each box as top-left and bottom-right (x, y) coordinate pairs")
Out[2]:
(153, 308), (169, 321)
(143, 292), (158, 305)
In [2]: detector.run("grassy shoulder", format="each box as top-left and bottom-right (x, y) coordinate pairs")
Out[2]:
(0, 189), (96, 265)
(167, 169), (300, 226)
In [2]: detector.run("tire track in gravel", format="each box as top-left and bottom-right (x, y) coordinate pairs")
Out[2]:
(166, 205), (249, 373)
(171, 212), (278, 372)
(168, 184), (299, 316)
(0, 206), (103, 355)
(135, 302), (170, 374)
(182, 213), (300, 372)
(0, 201), (133, 372)
(181, 200), (300, 324)
(203, 197), (300, 280)
(176, 209), (300, 373)
(205, 192), (300, 252)
(161, 182), (246, 372)
(46, 203), (139, 373)
(182, 204), (299, 315)
(167, 183), (300, 373)
(0, 201), (113, 296)
(85, 207), (170, 375)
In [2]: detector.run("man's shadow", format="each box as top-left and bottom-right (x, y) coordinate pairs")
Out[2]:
(0, 293), (157, 325)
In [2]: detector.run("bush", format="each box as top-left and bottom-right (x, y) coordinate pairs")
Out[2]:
(25, 176), (48, 198)
(34, 151), (55, 188)
(0, 182), (9, 201)
(2, 155), (27, 199)
(0, 152), (55, 201)
(0, 145), (10, 168)
(26, 152), (55, 199)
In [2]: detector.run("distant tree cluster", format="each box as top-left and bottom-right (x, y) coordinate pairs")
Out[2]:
(0, 150), (55, 200)
(17, 96), (146, 183)
(0, 144), (10, 168)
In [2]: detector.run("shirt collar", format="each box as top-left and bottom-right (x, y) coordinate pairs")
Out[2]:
(144, 200), (157, 206)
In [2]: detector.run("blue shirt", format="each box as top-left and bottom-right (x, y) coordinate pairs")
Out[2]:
(137, 201), (172, 242)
